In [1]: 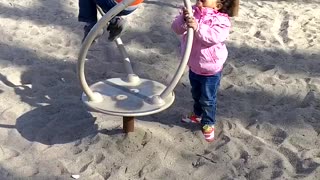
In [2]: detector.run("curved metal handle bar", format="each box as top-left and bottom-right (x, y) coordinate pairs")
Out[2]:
(97, 5), (137, 81)
(78, 0), (194, 102)
(78, 0), (136, 102)
(159, 0), (194, 100)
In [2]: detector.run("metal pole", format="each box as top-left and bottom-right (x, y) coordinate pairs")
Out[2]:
(98, 6), (135, 76)
(159, 0), (194, 100)
(115, 38), (135, 75)
(123, 116), (134, 133)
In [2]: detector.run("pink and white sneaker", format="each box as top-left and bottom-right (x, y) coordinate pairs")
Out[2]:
(202, 124), (215, 142)
(181, 113), (201, 123)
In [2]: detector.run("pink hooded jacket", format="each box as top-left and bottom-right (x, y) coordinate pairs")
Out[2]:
(171, 6), (231, 76)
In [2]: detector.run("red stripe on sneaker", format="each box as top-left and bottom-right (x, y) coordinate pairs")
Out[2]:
(202, 127), (214, 142)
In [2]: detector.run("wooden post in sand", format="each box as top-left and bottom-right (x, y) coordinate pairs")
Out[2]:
(123, 116), (134, 133)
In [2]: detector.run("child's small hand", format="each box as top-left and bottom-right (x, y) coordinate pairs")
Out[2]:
(185, 16), (198, 31)
(182, 7), (189, 18)
(182, 7), (197, 31)
(182, 7), (191, 21)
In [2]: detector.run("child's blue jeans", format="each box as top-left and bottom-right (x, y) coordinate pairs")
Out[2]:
(189, 70), (222, 126)
(78, 0), (136, 23)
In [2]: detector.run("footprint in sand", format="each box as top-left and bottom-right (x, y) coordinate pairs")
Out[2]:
(70, 154), (94, 174)
(50, 35), (63, 45)
(65, 39), (72, 48)
(234, 20), (253, 35)
(253, 123), (288, 145)
(301, 149), (320, 164)
(253, 30), (266, 41)
(71, 146), (83, 155)
(239, 150), (250, 164)
(15, 166), (39, 177)
(279, 146), (319, 175)
(222, 63), (236, 76)
(246, 164), (269, 180)
(1, 107), (17, 121)
(94, 152), (105, 164)
(271, 159), (284, 179)
(278, 74), (290, 81)
(29, 26), (40, 36)
(138, 163), (160, 178)
(271, 128), (288, 145)
(214, 134), (231, 151)
(300, 90), (320, 108)
(260, 64), (276, 72)
(0, 147), (20, 160)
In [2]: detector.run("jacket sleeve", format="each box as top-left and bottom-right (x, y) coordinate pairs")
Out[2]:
(171, 14), (187, 35)
(194, 19), (230, 46)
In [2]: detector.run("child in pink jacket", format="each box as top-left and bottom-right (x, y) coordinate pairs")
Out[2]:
(172, 0), (239, 142)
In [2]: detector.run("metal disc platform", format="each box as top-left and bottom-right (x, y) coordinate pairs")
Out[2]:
(82, 77), (175, 117)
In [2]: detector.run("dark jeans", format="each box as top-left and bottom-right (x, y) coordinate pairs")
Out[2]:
(189, 70), (222, 126)
(78, 0), (136, 23)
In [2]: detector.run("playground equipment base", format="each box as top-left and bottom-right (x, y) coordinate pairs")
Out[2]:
(82, 77), (175, 117)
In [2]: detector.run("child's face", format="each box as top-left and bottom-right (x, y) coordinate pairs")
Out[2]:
(196, 0), (222, 10)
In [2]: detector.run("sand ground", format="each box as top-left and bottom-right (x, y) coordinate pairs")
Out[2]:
(0, 0), (319, 179)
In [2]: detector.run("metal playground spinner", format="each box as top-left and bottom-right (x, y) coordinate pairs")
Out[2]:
(77, 0), (194, 133)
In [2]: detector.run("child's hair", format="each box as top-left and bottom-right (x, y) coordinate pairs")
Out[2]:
(218, 0), (240, 17)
